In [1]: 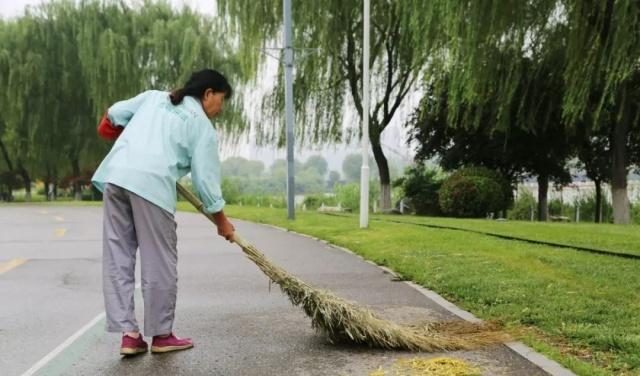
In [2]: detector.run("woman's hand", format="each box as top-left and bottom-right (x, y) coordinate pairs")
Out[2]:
(213, 211), (235, 242)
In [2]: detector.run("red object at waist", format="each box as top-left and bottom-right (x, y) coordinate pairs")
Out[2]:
(97, 113), (123, 141)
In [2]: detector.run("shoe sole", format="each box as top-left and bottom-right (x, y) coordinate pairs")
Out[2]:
(151, 344), (194, 353)
(120, 347), (147, 356)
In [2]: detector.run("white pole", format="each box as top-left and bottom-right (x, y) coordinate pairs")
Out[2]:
(359, 0), (370, 229)
(283, 0), (295, 220)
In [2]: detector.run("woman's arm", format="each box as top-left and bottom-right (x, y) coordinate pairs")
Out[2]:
(191, 126), (234, 241)
(97, 91), (152, 141)
(107, 90), (152, 127)
(191, 126), (226, 212)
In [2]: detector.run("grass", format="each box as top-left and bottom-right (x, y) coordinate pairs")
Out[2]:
(195, 205), (639, 376)
(372, 214), (640, 257)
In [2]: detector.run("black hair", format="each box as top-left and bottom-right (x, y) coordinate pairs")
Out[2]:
(170, 69), (232, 105)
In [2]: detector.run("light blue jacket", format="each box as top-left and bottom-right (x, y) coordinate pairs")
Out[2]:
(92, 90), (225, 214)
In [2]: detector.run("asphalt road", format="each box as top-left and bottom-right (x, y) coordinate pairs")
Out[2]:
(0, 205), (568, 375)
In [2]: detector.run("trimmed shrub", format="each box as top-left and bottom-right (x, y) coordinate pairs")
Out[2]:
(457, 166), (513, 208)
(438, 167), (507, 218)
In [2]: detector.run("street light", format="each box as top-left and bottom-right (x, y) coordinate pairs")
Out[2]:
(359, 0), (370, 229)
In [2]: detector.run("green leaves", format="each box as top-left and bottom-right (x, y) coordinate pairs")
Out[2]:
(0, 0), (245, 185)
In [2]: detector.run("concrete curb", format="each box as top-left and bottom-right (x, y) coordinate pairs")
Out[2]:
(240, 220), (576, 376)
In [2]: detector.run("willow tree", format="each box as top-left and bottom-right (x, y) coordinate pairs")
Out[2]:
(408, 0), (640, 224)
(0, 19), (12, 194)
(0, 0), (246, 200)
(563, 0), (640, 224)
(408, 51), (574, 221)
(218, 0), (435, 209)
(0, 14), (47, 199)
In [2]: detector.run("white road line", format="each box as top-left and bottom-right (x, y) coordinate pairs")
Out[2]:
(20, 312), (106, 376)
(21, 282), (142, 376)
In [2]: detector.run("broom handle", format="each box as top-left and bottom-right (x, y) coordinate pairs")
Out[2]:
(176, 182), (249, 248)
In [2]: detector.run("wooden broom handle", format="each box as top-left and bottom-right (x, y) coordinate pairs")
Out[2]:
(176, 182), (247, 247)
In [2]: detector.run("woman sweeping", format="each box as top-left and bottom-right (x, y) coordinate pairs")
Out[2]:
(92, 69), (235, 356)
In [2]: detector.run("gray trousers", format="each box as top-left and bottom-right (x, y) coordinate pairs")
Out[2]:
(102, 183), (178, 336)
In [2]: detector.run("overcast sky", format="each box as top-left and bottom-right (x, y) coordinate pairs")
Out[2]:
(1, 0), (415, 173)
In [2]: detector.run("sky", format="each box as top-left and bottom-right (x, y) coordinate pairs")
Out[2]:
(0, 0), (416, 174)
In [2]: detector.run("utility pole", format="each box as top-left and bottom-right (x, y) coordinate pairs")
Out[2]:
(359, 0), (370, 228)
(260, 1), (319, 220)
(283, 0), (295, 220)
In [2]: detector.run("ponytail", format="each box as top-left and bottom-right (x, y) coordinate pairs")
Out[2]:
(169, 69), (232, 106)
(169, 88), (186, 105)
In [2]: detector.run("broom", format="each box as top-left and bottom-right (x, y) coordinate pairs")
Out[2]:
(177, 182), (509, 351)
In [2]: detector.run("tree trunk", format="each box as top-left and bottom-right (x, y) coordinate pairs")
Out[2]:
(0, 136), (14, 171)
(371, 138), (392, 211)
(18, 162), (31, 201)
(594, 179), (602, 223)
(0, 137), (14, 201)
(44, 176), (51, 201)
(537, 174), (549, 221)
(71, 157), (82, 201)
(611, 89), (631, 224)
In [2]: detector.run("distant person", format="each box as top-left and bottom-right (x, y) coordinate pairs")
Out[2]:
(92, 69), (235, 356)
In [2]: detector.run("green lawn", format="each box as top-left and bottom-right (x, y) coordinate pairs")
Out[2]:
(199, 205), (638, 376)
(369, 214), (640, 257)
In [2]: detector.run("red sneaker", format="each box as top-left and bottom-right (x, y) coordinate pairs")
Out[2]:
(151, 333), (194, 353)
(120, 334), (148, 356)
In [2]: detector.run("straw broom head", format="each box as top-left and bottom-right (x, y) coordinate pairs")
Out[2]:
(233, 235), (510, 352)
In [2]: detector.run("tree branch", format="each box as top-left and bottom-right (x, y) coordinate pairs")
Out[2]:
(345, 20), (363, 119)
(384, 69), (418, 126)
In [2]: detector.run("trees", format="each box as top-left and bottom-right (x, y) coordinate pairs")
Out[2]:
(222, 157), (265, 178)
(0, 0), (244, 200)
(408, 51), (574, 221)
(575, 125), (611, 223)
(221, 156), (329, 195)
(327, 170), (341, 190)
(407, 0), (640, 224)
(342, 153), (378, 183)
(342, 154), (362, 183)
(218, 1), (432, 210)
(562, 0), (640, 224)
(303, 155), (328, 177)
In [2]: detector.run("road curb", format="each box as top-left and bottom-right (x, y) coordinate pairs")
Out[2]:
(242, 220), (577, 376)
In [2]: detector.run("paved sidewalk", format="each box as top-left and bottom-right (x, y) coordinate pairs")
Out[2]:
(0, 206), (574, 375)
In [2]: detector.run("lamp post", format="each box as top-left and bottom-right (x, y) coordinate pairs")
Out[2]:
(283, 0), (295, 220)
(359, 0), (370, 229)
